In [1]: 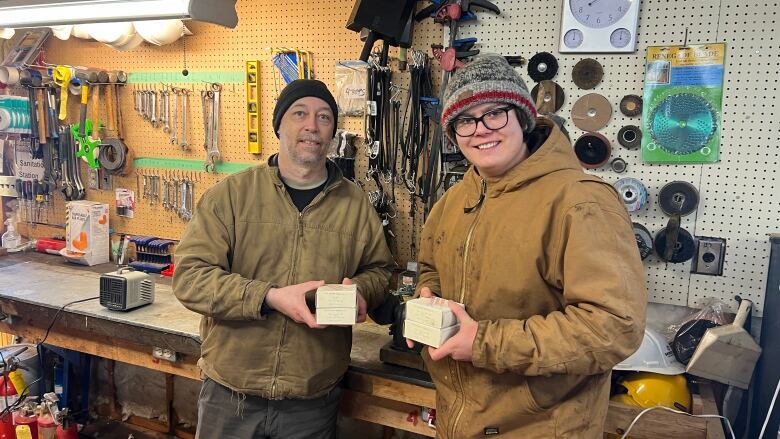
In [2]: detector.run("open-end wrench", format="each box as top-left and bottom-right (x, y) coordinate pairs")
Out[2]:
(151, 89), (157, 128)
(180, 90), (189, 149)
(170, 89), (179, 145)
(162, 90), (170, 133)
(205, 84), (222, 172)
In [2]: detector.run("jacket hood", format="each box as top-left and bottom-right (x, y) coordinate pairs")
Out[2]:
(461, 116), (582, 203)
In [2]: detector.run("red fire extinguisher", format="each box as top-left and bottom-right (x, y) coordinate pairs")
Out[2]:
(54, 424), (77, 439)
(12, 408), (38, 439)
(0, 375), (17, 439)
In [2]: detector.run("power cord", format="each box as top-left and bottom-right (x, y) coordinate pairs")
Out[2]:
(759, 376), (780, 438)
(39, 297), (100, 346)
(619, 405), (735, 439)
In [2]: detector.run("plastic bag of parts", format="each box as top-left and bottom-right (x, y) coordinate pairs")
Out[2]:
(335, 61), (368, 117)
(665, 297), (734, 365)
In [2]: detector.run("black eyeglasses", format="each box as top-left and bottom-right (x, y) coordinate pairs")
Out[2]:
(451, 106), (513, 137)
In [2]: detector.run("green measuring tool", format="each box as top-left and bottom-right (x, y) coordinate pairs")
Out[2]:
(133, 157), (258, 174)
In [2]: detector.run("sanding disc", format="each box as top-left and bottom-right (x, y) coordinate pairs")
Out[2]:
(572, 58), (604, 89)
(574, 132), (611, 169)
(531, 80), (565, 113)
(571, 93), (612, 132)
(654, 226), (696, 263)
(658, 181), (699, 216)
(617, 125), (642, 150)
(527, 52), (558, 82)
(633, 222), (654, 260)
(614, 177), (648, 212)
(620, 94), (643, 117)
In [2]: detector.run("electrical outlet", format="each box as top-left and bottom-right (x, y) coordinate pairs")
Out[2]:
(691, 237), (726, 276)
(152, 347), (178, 362)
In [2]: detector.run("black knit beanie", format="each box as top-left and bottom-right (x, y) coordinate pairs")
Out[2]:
(272, 79), (339, 138)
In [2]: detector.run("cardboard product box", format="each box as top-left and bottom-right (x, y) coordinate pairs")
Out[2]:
(316, 307), (358, 325)
(316, 284), (357, 325)
(404, 319), (460, 349)
(405, 297), (463, 328)
(65, 201), (109, 266)
(316, 284), (358, 308)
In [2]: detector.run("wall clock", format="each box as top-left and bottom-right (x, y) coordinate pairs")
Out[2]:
(559, 0), (641, 53)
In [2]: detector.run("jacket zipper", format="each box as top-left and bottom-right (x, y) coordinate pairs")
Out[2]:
(270, 180), (338, 399)
(451, 178), (485, 438)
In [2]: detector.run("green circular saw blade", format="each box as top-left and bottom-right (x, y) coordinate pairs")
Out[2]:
(649, 93), (717, 155)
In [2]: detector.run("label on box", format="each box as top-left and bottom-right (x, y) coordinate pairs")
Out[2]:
(316, 307), (357, 325)
(406, 297), (463, 328)
(316, 284), (357, 308)
(404, 320), (459, 348)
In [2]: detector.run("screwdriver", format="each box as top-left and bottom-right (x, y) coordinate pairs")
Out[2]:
(24, 180), (33, 226)
(15, 179), (24, 222)
(32, 181), (40, 223)
(42, 181), (50, 223)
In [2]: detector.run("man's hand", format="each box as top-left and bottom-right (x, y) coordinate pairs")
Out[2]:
(428, 302), (478, 362)
(265, 280), (326, 329)
(341, 278), (368, 323)
(406, 287), (435, 349)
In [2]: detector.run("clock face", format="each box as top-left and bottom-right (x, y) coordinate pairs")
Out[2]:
(564, 29), (584, 48)
(610, 28), (632, 48)
(569, 0), (632, 29)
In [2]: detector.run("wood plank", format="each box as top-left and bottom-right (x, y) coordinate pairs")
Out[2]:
(340, 390), (436, 437)
(604, 401), (707, 439)
(344, 371), (436, 408)
(699, 382), (726, 439)
(0, 321), (201, 380)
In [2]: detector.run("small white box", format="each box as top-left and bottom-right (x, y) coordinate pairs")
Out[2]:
(404, 320), (460, 348)
(405, 297), (463, 328)
(316, 307), (357, 325)
(316, 284), (358, 308)
(65, 201), (109, 266)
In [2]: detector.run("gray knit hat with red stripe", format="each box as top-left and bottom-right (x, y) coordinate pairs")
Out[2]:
(441, 54), (537, 142)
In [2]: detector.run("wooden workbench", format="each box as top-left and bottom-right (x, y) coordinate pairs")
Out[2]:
(0, 253), (725, 438)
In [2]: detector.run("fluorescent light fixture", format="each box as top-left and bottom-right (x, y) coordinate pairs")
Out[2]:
(0, 0), (238, 29)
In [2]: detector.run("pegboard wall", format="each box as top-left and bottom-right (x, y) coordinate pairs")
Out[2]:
(1, 0), (777, 315)
(446, 0), (779, 315)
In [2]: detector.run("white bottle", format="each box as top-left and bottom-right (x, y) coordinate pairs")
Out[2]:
(2, 215), (21, 250)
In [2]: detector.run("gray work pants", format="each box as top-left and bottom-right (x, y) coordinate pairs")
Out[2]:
(195, 378), (341, 439)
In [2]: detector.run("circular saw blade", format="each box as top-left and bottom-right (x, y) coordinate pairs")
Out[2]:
(531, 80), (565, 113)
(633, 222), (653, 260)
(572, 58), (604, 89)
(649, 93), (717, 155)
(658, 181), (699, 216)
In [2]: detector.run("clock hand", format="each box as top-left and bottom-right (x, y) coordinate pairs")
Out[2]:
(588, 0), (601, 5)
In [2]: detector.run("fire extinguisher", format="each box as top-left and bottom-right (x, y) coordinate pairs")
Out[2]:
(54, 423), (77, 439)
(0, 375), (18, 439)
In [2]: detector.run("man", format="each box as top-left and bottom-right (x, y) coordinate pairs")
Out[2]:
(411, 55), (647, 438)
(173, 79), (394, 439)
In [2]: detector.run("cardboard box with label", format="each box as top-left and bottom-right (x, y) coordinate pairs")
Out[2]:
(404, 297), (463, 348)
(316, 284), (357, 325)
(65, 201), (109, 266)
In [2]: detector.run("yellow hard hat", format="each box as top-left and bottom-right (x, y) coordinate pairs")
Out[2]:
(619, 372), (692, 412)
(610, 393), (641, 407)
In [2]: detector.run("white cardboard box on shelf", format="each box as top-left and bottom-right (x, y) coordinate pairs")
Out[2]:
(404, 319), (460, 349)
(405, 297), (463, 328)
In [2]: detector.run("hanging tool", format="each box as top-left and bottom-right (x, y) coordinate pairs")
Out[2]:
(180, 89), (189, 150)
(246, 60), (261, 154)
(70, 73), (101, 170)
(52, 66), (72, 120)
(171, 88), (179, 145)
(20, 71), (41, 158)
(431, 37), (480, 72)
(201, 83), (222, 172)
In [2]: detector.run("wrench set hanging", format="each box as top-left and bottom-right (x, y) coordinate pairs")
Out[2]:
(132, 83), (222, 172)
(137, 170), (196, 221)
